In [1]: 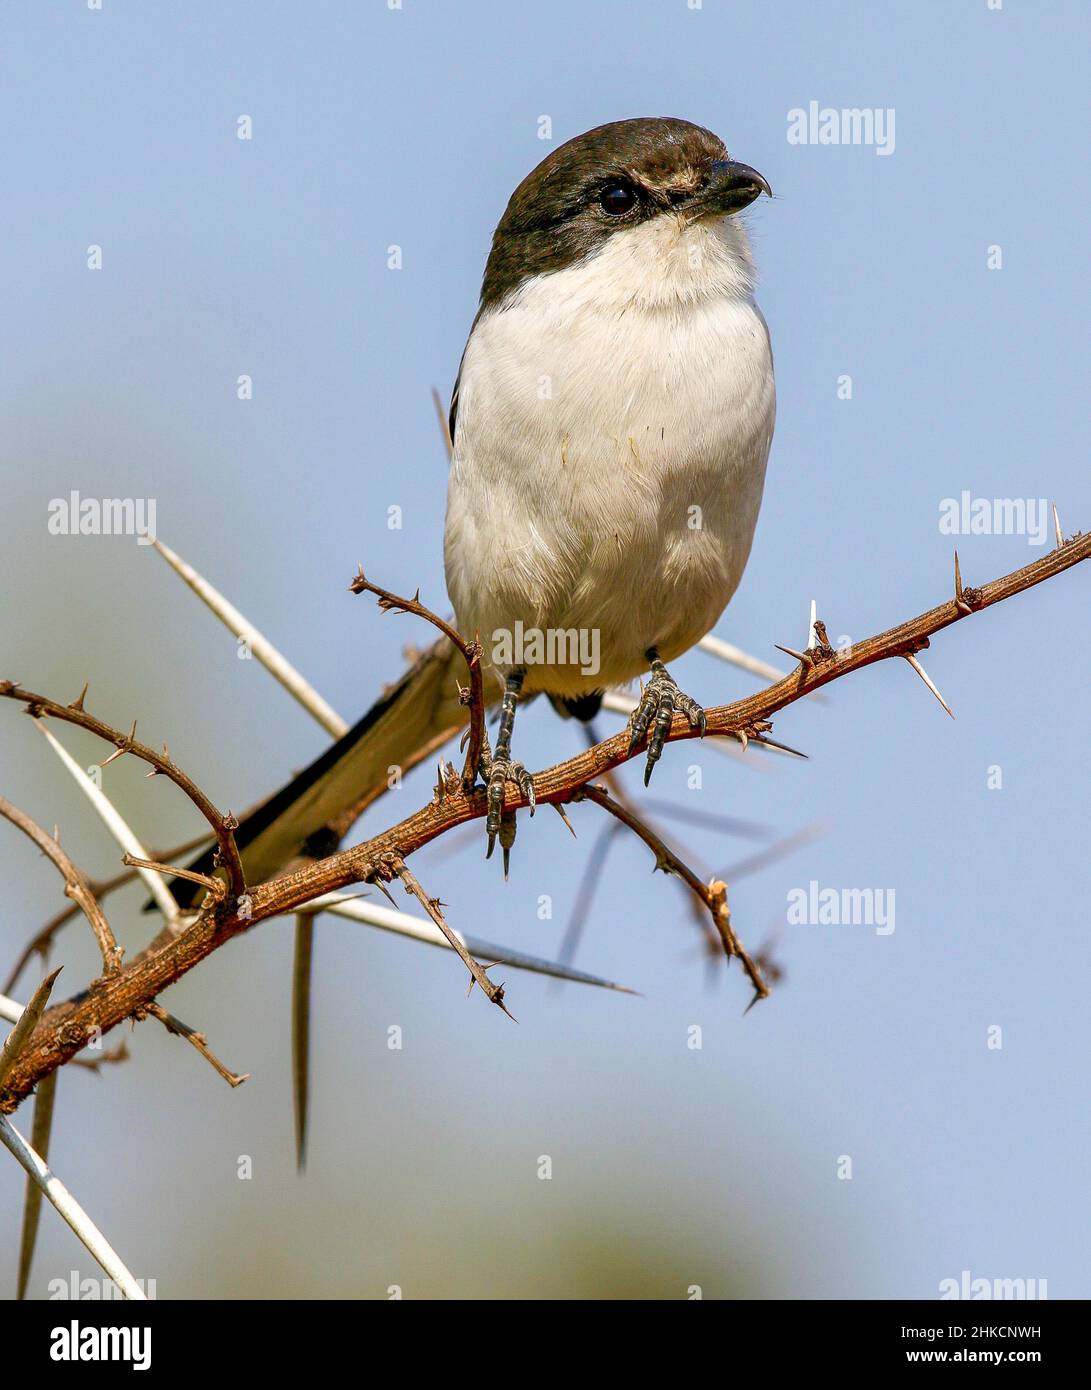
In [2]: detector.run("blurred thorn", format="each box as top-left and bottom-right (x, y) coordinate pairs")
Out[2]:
(16, 1069), (57, 1299)
(639, 797), (772, 842)
(552, 821), (625, 986)
(305, 891), (636, 993)
(1052, 501), (1063, 548)
(292, 914), (314, 1174)
(696, 632), (787, 684)
(431, 386), (454, 462)
(717, 820), (827, 883)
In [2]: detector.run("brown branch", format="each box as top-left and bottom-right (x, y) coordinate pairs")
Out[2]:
(2, 832), (212, 994)
(69, 1040), (130, 1073)
(0, 797), (122, 975)
(0, 531), (1086, 1111)
(389, 855), (515, 1018)
(575, 784), (769, 1003)
(348, 569), (488, 792)
(0, 684), (245, 897)
(140, 1002), (249, 1088)
(121, 853), (225, 902)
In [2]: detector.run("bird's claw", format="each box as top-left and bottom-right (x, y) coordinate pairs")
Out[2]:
(483, 756), (535, 876)
(627, 670), (705, 785)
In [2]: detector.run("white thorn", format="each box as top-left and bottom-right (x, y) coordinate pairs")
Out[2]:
(808, 598), (818, 651)
(32, 721), (185, 926)
(148, 536), (348, 738)
(0, 1115), (147, 1300)
(1052, 501), (1063, 548)
(904, 654), (955, 719)
(297, 893), (634, 993)
(697, 633), (788, 684)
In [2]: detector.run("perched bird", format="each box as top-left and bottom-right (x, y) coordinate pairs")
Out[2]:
(444, 116), (775, 864)
(171, 117), (774, 900)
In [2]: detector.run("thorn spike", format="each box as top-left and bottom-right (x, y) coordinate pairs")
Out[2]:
(904, 653), (955, 719)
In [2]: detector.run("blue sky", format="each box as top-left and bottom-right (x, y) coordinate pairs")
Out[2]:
(0, 1), (1088, 1298)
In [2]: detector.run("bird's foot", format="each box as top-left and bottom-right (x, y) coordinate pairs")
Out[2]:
(627, 657), (706, 785)
(481, 744), (536, 877)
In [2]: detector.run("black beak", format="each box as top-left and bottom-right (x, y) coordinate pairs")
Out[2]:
(691, 160), (772, 219)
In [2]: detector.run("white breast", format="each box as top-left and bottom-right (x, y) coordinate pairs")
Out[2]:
(444, 211), (776, 698)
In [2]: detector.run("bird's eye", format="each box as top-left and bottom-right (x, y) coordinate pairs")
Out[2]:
(599, 181), (637, 216)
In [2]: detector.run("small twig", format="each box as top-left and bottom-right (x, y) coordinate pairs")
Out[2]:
(348, 569), (487, 793)
(0, 797), (121, 975)
(390, 857), (515, 1018)
(69, 1040), (130, 1073)
(0, 682), (245, 898)
(575, 785), (769, 1005)
(122, 853), (226, 902)
(2, 833), (212, 994)
(141, 1002), (249, 1088)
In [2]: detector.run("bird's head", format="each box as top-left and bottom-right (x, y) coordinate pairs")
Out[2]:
(480, 117), (772, 311)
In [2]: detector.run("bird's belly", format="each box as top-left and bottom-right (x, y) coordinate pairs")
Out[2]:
(444, 290), (775, 698)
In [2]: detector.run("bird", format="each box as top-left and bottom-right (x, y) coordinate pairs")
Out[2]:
(169, 116), (775, 902)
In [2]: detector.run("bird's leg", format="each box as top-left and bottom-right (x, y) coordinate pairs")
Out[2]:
(627, 647), (706, 786)
(480, 668), (535, 875)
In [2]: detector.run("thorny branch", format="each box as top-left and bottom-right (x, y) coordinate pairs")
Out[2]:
(0, 530), (1086, 1111)
(573, 784), (768, 1001)
(348, 568), (488, 792)
(0, 796), (122, 975)
(0, 685), (245, 898)
(2, 832), (212, 994)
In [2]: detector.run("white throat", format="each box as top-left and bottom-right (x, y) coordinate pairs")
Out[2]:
(502, 210), (758, 316)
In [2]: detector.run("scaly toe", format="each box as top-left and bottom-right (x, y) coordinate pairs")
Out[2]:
(482, 758), (535, 866)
